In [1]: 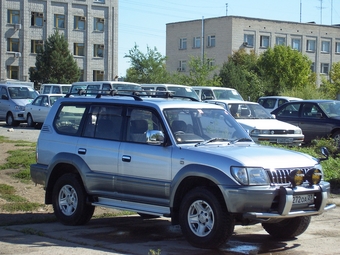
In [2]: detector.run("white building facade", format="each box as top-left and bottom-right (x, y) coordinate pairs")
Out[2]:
(0, 0), (118, 82)
(166, 16), (340, 85)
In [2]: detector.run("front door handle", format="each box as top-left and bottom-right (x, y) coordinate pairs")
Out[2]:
(122, 155), (131, 162)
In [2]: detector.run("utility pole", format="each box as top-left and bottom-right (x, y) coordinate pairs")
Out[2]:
(226, 3), (228, 16)
(300, 0), (302, 23)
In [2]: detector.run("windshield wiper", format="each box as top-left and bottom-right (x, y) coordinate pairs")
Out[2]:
(195, 137), (229, 147)
(231, 137), (253, 144)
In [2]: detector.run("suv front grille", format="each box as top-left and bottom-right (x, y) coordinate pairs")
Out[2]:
(266, 167), (311, 185)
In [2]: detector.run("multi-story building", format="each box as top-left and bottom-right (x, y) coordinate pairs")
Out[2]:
(166, 15), (340, 85)
(0, 0), (118, 82)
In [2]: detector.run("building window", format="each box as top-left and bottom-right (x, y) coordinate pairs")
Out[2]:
(8, 66), (19, 79)
(179, 38), (187, 50)
(94, 18), (104, 31)
(7, 10), (20, 24)
(31, 40), (43, 53)
(7, 38), (19, 52)
(260, 35), (269, 48)
(321, 41), (330, 53)
(207, 35), (216, 47)
(94, 0), (105, 3)
(193, 37), (201, 48)
(291, 38), (301, 51)
(178, 60), (187, 72)
(311, 62), (315, 72)
(306, 40), (316, 52)
(54, 14), (65, 28)
(321, 63), (329, 74)
(74, 16), (86, 30)
(208, 59), (215, 67)
(74, 43), (85, 56)
(94, 44), (104, 57)
(336, 42), (340, 53)
(93, 70), (104, 81)
(31, 12), (44, 27)
(276, 36), (286, 46)
(244, 34), (254, 47)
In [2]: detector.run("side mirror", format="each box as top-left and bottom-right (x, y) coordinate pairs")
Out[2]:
(1, 94), (8, 100)
(146, 130), (165, 145)
(318, 147), (329, 162)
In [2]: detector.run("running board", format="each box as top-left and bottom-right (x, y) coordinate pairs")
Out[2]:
(92, 197), (170, 217)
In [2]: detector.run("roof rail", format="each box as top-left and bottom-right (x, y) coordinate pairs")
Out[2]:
(65, 89), (144, 101)
(144, 90), (199, 101)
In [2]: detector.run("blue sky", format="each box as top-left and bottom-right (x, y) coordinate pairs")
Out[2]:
(118, 0), (340, 77)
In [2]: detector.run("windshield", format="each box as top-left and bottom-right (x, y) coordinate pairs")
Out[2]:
(164, 108), (251, 144)
(8, 87), (36, 99)
(228, 103), (272, 119)
(319, 101), (340, 117)
(167, 86), (200, 101)
(214, 89), (243, 101)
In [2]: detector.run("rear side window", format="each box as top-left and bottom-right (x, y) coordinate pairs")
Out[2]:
(55, 105), (86, 135)
(42, 86), (51, 94)
(258, 98), (276, 109)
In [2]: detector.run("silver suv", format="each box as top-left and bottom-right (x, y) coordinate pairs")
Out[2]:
(30, 92), (335, 249)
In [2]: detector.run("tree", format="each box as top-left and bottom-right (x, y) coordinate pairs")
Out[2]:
(29, 30), (80, 84)
(319, 62), (340, 99)
(257, 45), (314, 95)
(170, 55), (221, 86)
(124, 44), (169, 83)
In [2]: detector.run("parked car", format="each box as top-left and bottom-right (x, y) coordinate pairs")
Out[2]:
(206, 100), (304, 145)
(30, 92), (334, 249)
(271, 99), (340, 143)
(258, 96), (302, 114)
(70, 81), (142, 95)
(40, 84), (71, 94)
(24, 94), (65, 128)
(141, 84), (200, 101)
(193, 86), (244, 101)
(0, 83), (38, 126)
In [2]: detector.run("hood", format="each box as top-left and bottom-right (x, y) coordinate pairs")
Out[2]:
(11, 98), (34, 106)
(182, 143), (317, 169)
(236, 119), (300, 131)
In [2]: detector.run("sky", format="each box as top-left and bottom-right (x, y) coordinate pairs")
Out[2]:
(118, 0), (340, 77)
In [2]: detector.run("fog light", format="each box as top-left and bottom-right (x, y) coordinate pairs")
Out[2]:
(288, 169), (304, 187)
(305, 169), (322, 185)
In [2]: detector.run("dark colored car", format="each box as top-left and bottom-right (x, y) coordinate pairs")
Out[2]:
(271, 99), (340, 143)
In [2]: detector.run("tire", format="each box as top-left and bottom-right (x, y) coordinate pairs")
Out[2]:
(262, 216), (311, 239)
(332, 131), (340, 147)
(179, 187), (234, 249)
(27, 114), (35, 127)
(6, 112), (20, 126)
(52, 173), (95, 226)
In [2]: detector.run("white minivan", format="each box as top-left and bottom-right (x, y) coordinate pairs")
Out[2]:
(70, 81), (142, 95)
(192, 86), (244, 101)
(0, 83), (38, 126)
(40, 84), (71, 94)
(141, 84), (200, 101)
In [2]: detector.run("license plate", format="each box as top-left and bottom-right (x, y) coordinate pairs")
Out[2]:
(277, 138), (294, 143)
(293, 194), (314, 204)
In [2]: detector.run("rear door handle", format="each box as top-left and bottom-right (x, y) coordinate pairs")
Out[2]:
(122, 155), (131, 162)
(78, 148), (86, 155)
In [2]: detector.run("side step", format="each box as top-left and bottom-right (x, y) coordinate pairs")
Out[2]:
(92, 197), (171, 217)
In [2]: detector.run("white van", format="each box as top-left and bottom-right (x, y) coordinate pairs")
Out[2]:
(192, 86), (243, 101)
(141, 84), (200, 101)
(70, 81), (142, 95)
(0, 83), (38, 126)
(40, 84), (71, 94)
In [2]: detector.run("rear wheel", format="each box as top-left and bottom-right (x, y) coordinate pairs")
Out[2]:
(262, 216), (311, 239)
(52, 173), (94, 225)
(6, 112), (20, 126)
(179, 187), (234, 249)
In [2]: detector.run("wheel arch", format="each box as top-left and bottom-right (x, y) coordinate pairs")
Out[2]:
(170, 164), (236, 224)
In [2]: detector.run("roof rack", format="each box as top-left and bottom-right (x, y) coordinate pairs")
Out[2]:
(65, 89), (199, 101)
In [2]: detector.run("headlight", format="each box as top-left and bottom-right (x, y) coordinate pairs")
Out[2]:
(251, 129), (271, 135)
(231, 167), (270, 185)
(15, 105), (25, 111)
(294, 129), (302, 134)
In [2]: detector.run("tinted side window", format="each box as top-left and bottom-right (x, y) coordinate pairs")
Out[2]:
(276, 103), (301, 117)
(42, 86), (51, 94)
(83, 105), (123, 140)
(278, 99), (288, 107)
(55, 105), (86, 135)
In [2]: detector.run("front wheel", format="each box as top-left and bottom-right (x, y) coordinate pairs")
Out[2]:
(262, 216), (311, 239)
(52, 173), (95, 225)
(26, 114), (35, 127)
(6, 112), (20, 126)
(179, 187), (234, 249)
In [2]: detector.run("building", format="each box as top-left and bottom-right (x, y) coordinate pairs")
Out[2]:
(166, 15), (340, 85)
(0, 0), (118, 82)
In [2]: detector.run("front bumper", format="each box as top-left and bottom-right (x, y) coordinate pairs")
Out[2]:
(223, 182), (336, 220)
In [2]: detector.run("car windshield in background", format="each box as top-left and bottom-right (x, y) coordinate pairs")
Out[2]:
(9, 86), (36, 99)
(214, 89), (243, 101)
(318, 101), (340, 117)
(229, 103), (272, 119)
(167, 86), (200, 101)
(163, 108), (250, 144)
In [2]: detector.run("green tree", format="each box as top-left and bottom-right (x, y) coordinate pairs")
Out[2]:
(29, 30), (80, 84)
(124, 44), (169, 83)
(319, 62), (340, 99)
(169, 55), (221, 86)
(258, 45), (314, 95)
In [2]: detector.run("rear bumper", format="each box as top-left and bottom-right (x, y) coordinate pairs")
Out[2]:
(30, 163), (48, 187)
